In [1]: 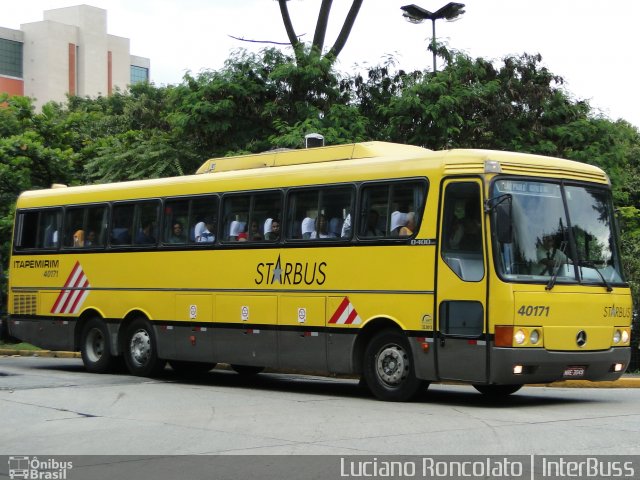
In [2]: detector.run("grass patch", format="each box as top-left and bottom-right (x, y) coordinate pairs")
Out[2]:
(0, 341), (41, 351)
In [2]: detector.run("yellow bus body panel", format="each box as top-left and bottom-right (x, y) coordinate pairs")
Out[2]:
(8, 142), (630, 390)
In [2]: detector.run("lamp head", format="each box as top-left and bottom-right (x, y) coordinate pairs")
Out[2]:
(435, 2), (466, 21)
(401, 4), (434, 22)
(401, 3), (465, 22)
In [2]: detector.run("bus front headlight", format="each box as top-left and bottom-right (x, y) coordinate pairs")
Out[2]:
(613, 328), (630, 345)
(514, 329), (526, 345)
(621, 329), (630, 344)
(529, 329), (540, 345)
(613, 330), (622, 344)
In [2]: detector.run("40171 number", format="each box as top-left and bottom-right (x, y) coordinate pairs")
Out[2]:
(517, 305), (550, 317)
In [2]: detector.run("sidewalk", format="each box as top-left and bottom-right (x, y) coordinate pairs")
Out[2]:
(1, 347), (639, 388)
(0, 347), (80, 358)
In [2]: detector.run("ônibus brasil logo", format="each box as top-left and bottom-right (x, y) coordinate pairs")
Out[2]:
(8, 456), (73, 480)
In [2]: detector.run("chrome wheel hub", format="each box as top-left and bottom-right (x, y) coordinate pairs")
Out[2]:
(376, 344), (408, 386)
(130, 329), (151, 367)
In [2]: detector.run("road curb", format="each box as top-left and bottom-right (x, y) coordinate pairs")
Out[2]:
(0, 348), (81, 359)
(1, 348), (638, 387)
(529, 378), (640, 389)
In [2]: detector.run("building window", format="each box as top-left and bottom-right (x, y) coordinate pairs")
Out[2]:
(0, 38), (23, 78)
(130, 65), (148, 84)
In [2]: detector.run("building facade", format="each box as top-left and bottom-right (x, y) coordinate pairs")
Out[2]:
(0, 5), (150, 109)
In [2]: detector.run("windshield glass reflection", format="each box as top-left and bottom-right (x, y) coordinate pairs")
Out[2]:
(492, 179), (624, 285)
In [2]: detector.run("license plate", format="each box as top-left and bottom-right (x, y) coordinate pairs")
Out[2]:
(563, 366), (586, 378)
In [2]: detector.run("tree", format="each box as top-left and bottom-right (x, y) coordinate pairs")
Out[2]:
(360, 51), (593, 153)
(167, 50), (282, 160)
(74, 83), (189, 182)
(0, 95), (76, 273)
(2, 48), (639, 326)
(278, 0), (363, 64)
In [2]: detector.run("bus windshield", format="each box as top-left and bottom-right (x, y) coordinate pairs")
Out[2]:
(492, 179), (624, 286)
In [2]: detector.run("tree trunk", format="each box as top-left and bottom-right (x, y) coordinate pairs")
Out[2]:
(278, 0), (363, 64)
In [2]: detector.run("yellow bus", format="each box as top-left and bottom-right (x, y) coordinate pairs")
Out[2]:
(7, 141), (632, 401)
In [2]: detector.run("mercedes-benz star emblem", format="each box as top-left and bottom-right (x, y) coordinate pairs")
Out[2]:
(576, 330), (587, 348)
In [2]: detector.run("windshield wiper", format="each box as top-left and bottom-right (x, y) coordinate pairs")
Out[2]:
(545, 241), (568, 291)
(578, 260), (613, 292)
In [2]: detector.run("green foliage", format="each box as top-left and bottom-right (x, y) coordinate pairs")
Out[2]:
(1, 48), (639, 319)
(362, 52), (593, 153)
(84, 130), (184, 182)
(167, 50), (279, 160)
(0, 94), (76, 270)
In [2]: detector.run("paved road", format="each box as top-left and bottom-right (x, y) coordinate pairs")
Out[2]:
(1, 356), (639, 456)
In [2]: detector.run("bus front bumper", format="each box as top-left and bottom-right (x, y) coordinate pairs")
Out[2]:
(489, 347), (630, 385)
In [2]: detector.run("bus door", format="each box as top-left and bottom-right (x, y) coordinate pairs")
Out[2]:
(435, 180), (487, 382)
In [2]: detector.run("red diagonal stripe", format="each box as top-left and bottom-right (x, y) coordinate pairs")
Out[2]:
(51, 261), (81, 313)
(344, 308), (359, 325)
(329, 297), (350, 324)
(67, 277), (89, 314)
(59, 269), (86, 314)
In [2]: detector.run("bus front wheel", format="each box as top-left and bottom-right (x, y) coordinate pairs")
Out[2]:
(363, 329), (425, 402)
(80, 317), (114, 373)
(473, 384), (523, 396)
(123, 318), (166, 377)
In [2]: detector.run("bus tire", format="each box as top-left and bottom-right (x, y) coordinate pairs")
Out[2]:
(231, 365), (264, 375)
(169, 360), (216, 376)
(473, 384), (522, 396)
(363, 329), (424, 402)
(80, 317), (114, 373)
(123, 318), (166, 377)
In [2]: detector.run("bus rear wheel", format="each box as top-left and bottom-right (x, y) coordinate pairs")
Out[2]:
(123, 318), (166, 377)
(80, 317), (114, 373)
(363, 329), (425, 402)
(474, 384), (523, 397)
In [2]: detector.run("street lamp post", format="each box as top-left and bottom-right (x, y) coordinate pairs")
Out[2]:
(401, 2), (466, 73)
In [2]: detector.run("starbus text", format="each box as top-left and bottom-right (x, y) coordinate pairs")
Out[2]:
(255, 261), (327, 285)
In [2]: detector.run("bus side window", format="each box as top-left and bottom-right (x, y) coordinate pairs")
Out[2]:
(63, 208), (85, 248)
(85, 205), (107, 248)
(163, 199), (189, 244)
(251, 191), (281, 242)
(190, 195), (219, 244)
(321, 187), (353, 240)
(359, 185), (389, 238)
(133, 201), (160, 246)
(15, 209), (61, 250)
(287, 186), (354, 241)
(358, 181), (426, 239)
(286, 190), (317, 241)
(111, 204), (134, 245)
(389, 182), (423, 237)
(442, 184), (482, 254)
(441, 182), (484, 282)
(222, 194), (249, 242)
(39, 209), (61, 249)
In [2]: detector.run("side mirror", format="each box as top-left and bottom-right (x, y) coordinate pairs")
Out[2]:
(496, 202), (513, 244)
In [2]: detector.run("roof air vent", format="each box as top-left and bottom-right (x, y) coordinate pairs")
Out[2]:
(305, 133), (325, 148)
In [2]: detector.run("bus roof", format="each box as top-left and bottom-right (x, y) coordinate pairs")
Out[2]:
(16, 142), (609, 208)
(195, 141), (429, 174)
(443, 148), (609, 184)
